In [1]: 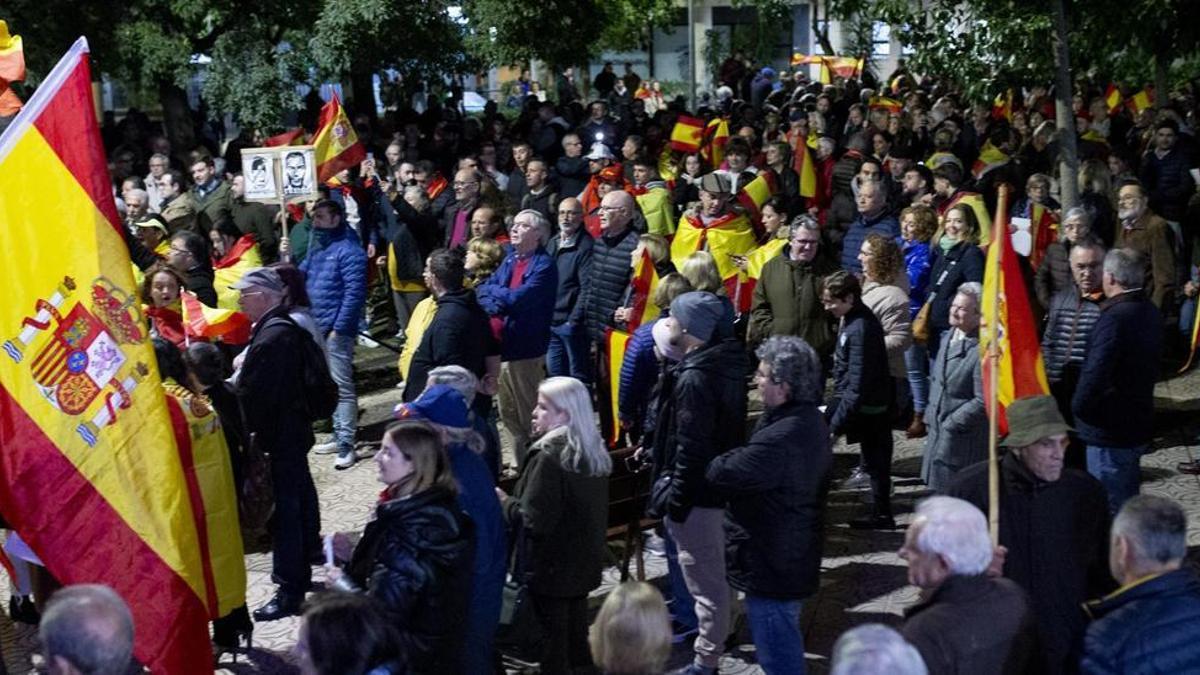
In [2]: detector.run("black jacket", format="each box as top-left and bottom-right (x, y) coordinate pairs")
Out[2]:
(706, 400), (831, 599)
(236, 306), (315, 455)
(903, 574), (1035, 675)
(520, 186), (559, 225)
(661, 339), (749, 522)
(555, 156), (590, 199)
(948, 454), (1114, 674)
(405, 289), (499, 403)
(184, 264), (219, 308)
(1081, 568), (1200, 675)
(1041, 290), (1102, 386)
(547, 230), (594, 326)
(231, 199), (278, 264)
(348, 486), (474, 674)
(928, 241), (985, 335)
(1140, 146), (1194, 222)
(581, 226), (638, 342)
(828, 302), (891, 436)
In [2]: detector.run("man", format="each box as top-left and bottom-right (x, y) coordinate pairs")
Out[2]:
(629, 157), (675, 236)
(656, 291), (749, 675)
(593, 63), (617, 98)
(556, 133), (590, 198)
(233, 268), (323, 620)
(1138, 118), (1194, 231)
(827, 134), (869, 245)
(841, 180), (899, 274)
(899, 497), (1033, 675)
(901, 164), (935, 208)
(299, 199), (368, 470)
(165, 230), (218, 306)
(229, 173), (279, 263)
(949, 395), (1112, 674)
(476, 210), (558, 467)
(144, 152), (170, 212)
(670, 173), (757, 283)
(706, 336), (830, 674)
(580, 100), (619, 152)
(519, 158), (558, 224)
(133, 214), (170, 257)
(530, 103), (570, 162)
(1113, 180), (1176, 309)
(1041, 237), (1105, 468)
(580, 190), (640, 436)
(1081, 495), (1200, 674)
(188, 151), (232, 236)
(123, 188), (149, 226)
(283, 150), (310, 195)
(157, 170), (196, 234)
(1073, 248), (1162, 515)
(749, 217), (838, 362)
(506, 141), (533, 204)
(443, 168), (483, 249)
(545, 197), (593, 382)
(39, 585), (134, 675)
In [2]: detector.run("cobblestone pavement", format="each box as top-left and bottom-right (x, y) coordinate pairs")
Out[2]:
(1, 362), (1198, 673)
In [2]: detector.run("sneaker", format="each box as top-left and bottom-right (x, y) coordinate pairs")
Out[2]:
(335, 450), (357, 470)
(644, 533), (667, 557)
(313, 440), (340, 455)
(357, 335), (381, 348)
(838, 467), (871, 490)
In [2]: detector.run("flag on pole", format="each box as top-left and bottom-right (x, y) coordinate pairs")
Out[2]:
(670, 115), (705, 153)
(1028, 203), (1059, 271)
(313, 93), (366, 183)
(180, 291), (251, 345)
(991, 90), (1013, 122)
(793, 141), (818, 199)
(1103, 84), (1123, 116)
(0, 20), (25, 117)
(1127, 87), (1155, 116)
(971, 140), (1010, 181)
(605, 328), (631, 445)
(626, 250), (662, 332)
(980, 188), (1050, 435)
(737, 172), (777, 224)
(0, 37), (211, 674)
(263, 127), (306, 147)
(869, 96), (903, 114)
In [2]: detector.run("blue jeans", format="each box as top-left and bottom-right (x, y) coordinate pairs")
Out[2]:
(545, 322), (591, 383)
(664, 529), (698, 631)
(904, 342), (929, 414)
(745, 595), (805, 675)
(326, 334), (357, 453)
(1087, 444), (1145, 516)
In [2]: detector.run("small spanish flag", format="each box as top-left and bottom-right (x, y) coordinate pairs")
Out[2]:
(264, 127), (306, 147)
(670, 115), (705, 153)
(1103, 85), (1123, 116)
(426, 172), (449, 200)
(971, 140), (1010, 181)
(869, 96), (903, 114)
(313, 93), (366, 183)
(626, 250), (662, 332)
(737, 173), (777, 223)
(180, 291), (252, 345)
(794, 142), (818, 199)
(1028, 203), (1059, 270)
(0, 20), (25, 117)
(991, 89), (1013, 122)
(1127, 87), (1154, 116)
(701, 117), (730, 168)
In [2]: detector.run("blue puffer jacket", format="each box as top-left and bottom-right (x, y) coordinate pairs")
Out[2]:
(903, 239), (932, 318)
(842, 211), (900, 274)
(475, 248), (558, 361)
(618, 318), (660, 424)
(299, 223), (368, 336)
(1081, 568), (1200, 674)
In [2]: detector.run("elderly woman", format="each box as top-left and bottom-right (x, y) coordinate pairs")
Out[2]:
(1035, 207), (1092, 309)
(465, 236), (506, 288)
(922, 282), (988, 492)
(1011, 173), (1060, 219)
(499, 377), (612, 674)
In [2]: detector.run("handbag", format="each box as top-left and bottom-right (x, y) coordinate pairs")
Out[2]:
(912, 300), (933, 345)
(495, 513), (545, 659)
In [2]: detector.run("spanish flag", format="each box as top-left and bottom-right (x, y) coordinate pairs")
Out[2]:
(793, 141), (818, 199)
(700, 117), (730, 168)
(212, 233), (263, 310)
(869, 96), (903, 114)
(737, 173), (777, 224)
(980, 187), (1049, 435)
(1104, 84), (1123, 116)
(1180, 303), (1200, 373)
(670, 115), (705, 153)
(0, 20), (24, 117)
(670, 211), (758, 280)
(727, 237), (787, 314)
(605, 328), (631, 445)
(991, 89), (1013, 122)
(626, 249), (662, 332)
(1029, 203), (1059, 271)
(264, 127), (306, 147)
(313, 93), (366, 183)
(971, 140), (1010, 181)
(1127, 87), (1154, 116)
(942, 191), (993, 243)
(0, 38), (211, 673)
(180, 291), (251, 345)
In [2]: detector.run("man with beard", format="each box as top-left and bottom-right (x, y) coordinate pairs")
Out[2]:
(1114, 179), (1176, 310)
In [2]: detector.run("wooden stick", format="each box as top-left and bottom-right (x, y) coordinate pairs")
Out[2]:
(986, 184), (1010, 546)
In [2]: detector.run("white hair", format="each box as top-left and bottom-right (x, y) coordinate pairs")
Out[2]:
(831, 624), (927, 675)
(538, 377), (611, 477)
(515, 208), (552, 246)
(912, 496), (993, 576)
(426, 365), (478, 407)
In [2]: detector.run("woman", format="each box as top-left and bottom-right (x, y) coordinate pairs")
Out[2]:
(900, 205), (937, 438)
(1035, 207), (1092, 308)
(211, 219), (263, 310)
(499, 377), (611, 674)
(1077, 158), (1116, 246)
(327, 421), (473, 673)
(295, 593), (405, 675)
(618, 274), (693, 442)
(589, 582), (671, 675)
(465, 236), (506, 288)
(926, 204), (985, 360)
(1010, 173), (1060, 219)
(680, 250), (736, 336)
(858, 233), (913, 396)
(142, 263), (188, 349)
(615, 234), (674, 327)
(671, 154), (703, 218)
(764, 142), (801, 211)
(922, 283), (987, 492)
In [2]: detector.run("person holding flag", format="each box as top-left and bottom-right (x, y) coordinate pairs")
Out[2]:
(670, 173), (758, 284)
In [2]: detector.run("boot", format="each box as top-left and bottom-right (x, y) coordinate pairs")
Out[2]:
(906, 413), (927, 439)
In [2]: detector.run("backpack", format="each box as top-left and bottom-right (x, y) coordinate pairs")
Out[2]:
(263, 317), (338, 421)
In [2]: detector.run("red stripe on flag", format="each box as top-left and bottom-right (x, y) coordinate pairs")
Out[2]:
(29, 54), (121, 233)
(0, 386), (211, 674)
(165, 395), (220, 618)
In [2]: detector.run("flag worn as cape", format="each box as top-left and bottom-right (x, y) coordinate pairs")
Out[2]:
(313, 93), (366, 183)
(0, 37), (211, 674)
(980, 188), (1050, 435)
(626, 250), (662, 333)
(635, 186), (675, 236)
(670, 211), (758, 280)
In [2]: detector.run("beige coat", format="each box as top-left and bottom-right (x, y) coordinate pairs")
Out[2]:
(862, 280), (912, 378)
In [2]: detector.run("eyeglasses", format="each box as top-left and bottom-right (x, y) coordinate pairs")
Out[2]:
(168, 245), (190, 255)
(453, 181), (478, 188)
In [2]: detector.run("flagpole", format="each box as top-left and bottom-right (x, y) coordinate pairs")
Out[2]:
(986, 185), (1009, 546)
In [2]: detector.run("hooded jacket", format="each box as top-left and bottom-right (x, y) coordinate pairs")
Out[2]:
(405, 289), (499, 402)
(299, 222), (368, 336)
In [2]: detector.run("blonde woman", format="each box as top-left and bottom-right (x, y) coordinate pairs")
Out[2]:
(589, 582), (671, 675)
(681, 250), (736, 339)
(498, 376), (611, 674)
(858, 233), (913, 382)
(465, 236), (505, 287)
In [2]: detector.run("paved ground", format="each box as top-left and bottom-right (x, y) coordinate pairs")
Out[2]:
(1, 345), (1199, 673)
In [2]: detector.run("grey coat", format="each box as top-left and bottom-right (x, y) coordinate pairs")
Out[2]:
(923, 330), (988, 492)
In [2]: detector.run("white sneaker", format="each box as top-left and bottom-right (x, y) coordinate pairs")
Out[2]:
(357, 335), (381, 348)
(313, 441), (339, 455)
(335, 450), (357, 470)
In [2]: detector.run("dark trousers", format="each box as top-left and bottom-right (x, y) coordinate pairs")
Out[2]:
(853, 412), (894, 518)
(269, 455), (321, 595)
(546, 322), (591, 383)
(1050, 377), (1087, 471)
(532, 593), (592, 674)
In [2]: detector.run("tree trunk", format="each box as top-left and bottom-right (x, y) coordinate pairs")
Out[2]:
(158, 80), (196, 165)
(349, 63), (378, 125)
(1051, 0), (1079, 210)
(812, 0), (835, 55)
(1153, 49), (1169, 110)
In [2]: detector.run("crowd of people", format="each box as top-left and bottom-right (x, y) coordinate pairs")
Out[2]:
(18, 55), (1200, 674)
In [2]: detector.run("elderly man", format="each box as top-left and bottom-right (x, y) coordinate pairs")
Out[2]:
(546, 197), (593, 382)
(1073, 248), (1162, 515)
(476, 209), (558, 468)
(831, 624), (928, 675)
(39, 585), (134, 675)
(133, 214), (170, 257)
(706, 336), (830, 675)
(655, 291), (749, 675)
(1081, 495), (1200, 674)
(749, 217), (839, 359)
(670, 173), (758, 282)
(443, 168), (484, 249)
(841, 179), (899, 274)
(232, 267), (324, 620)
(899, 497), (1033, 675)
(1113, 180), (1175, 309)
(123, 188), (150, 227)
(144, 152), (170, 212)
(949, 395), (1112, 674)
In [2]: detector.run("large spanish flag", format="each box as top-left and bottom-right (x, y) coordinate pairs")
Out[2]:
(980, 187), (1049, 435)
(626, 249), (662, 332)
(0, 39), (211, 673)
(670, 211), (758, 280)
(313, 92), (366, 183)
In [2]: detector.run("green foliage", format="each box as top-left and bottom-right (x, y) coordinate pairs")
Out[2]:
(310, 0), (473, 81)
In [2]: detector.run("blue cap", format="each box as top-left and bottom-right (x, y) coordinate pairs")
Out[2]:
(394, 384), (470, 429)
